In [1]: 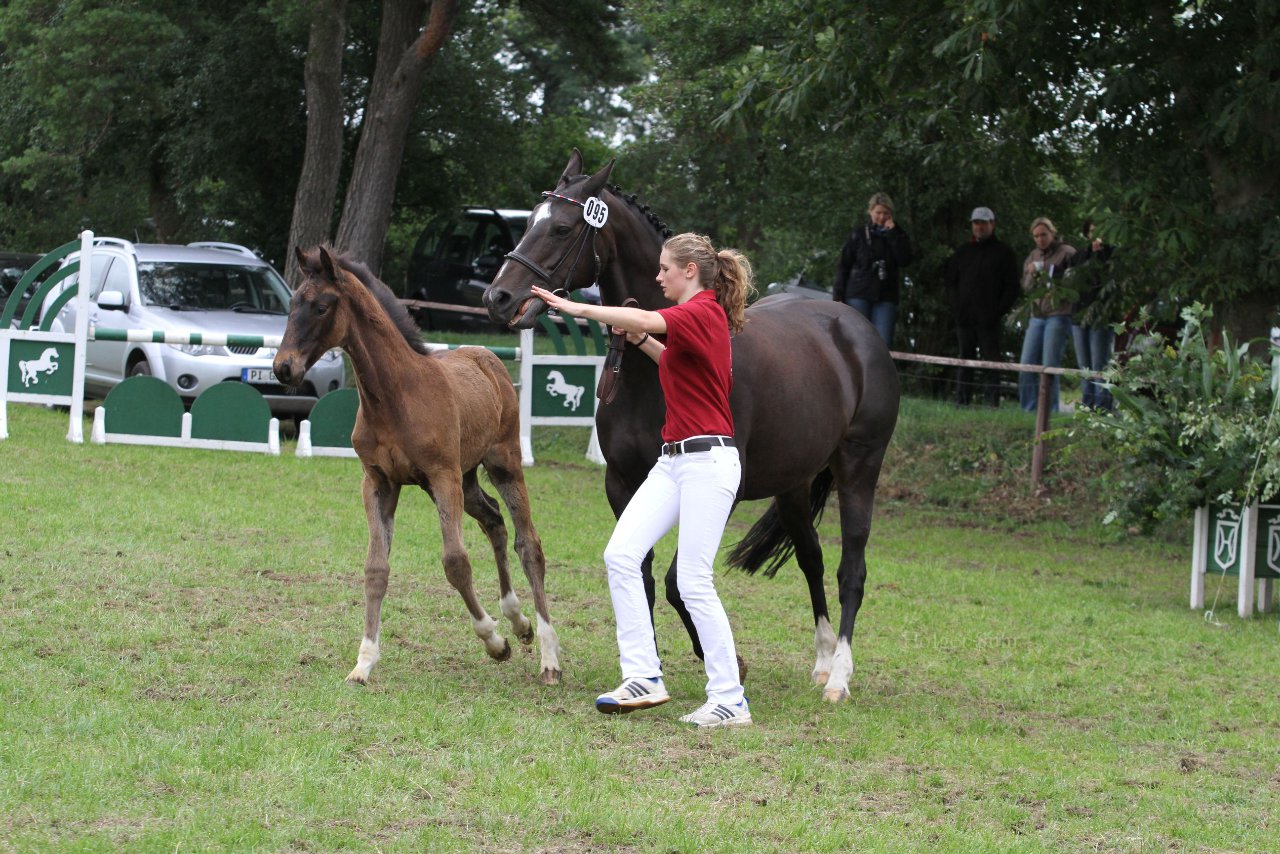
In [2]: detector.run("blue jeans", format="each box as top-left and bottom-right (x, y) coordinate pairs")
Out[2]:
(1019, 315), (1071, 412)
(1071, 323), (1115, 410)
(846, 298), (897, 349)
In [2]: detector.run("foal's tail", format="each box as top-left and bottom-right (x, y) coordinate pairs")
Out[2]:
(727, 469), (834, 578)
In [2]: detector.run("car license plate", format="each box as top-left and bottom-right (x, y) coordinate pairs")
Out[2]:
(242, 367), (277, 385)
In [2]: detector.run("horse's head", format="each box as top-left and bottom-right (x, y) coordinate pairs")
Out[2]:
(484, 149), (616, 329)
(274, 245), (350, 388)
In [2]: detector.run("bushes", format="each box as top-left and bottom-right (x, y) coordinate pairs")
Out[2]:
(1072, 303), (1280, 530)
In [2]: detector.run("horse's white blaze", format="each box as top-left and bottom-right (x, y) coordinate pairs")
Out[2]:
(348, 635), (380, 683)
(472, 613), (506, 656)
(813, 616), (836, 682)
(537, 614), (561, 675)
(531, 201), (553, 226)
(823, 638), (854, 702)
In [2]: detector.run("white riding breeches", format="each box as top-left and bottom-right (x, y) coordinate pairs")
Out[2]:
(602, 442), (744, 705)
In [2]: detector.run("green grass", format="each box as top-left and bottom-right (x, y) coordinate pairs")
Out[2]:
(1, 398), (1277, 852)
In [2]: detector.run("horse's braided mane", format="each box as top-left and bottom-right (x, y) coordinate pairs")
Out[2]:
(607, 183), (673, 240)
(333, 253), (430, 355)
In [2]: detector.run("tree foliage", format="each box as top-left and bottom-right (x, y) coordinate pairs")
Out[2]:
(0, 0), (637, 283)
(673, 0), (1280, 344)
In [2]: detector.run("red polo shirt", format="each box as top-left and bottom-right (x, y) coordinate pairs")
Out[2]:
(656, 289), (734, 442)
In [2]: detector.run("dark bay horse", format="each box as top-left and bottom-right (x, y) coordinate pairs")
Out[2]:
(484, 151), (899, 703)
(275, 246), (561, 686)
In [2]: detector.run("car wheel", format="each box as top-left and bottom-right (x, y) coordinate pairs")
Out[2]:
(128, 359), (153, 377)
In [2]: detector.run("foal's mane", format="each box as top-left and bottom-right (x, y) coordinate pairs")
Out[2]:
(310, 248), (429, 355)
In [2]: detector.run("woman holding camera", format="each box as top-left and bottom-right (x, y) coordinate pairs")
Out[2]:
(832, 191), (914, 349)
(1017, 216), (1077, 412)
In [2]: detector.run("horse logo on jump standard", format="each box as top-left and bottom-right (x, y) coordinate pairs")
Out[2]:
(18, 346), (60, 388)
(544, 370), (585, 411)
(1268, 514), (1280, 574)
(1213, 506), (1242, 571)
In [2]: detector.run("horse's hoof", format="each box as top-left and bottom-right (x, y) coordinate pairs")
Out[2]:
(812, 670), (830, 686)
(540, 668), (562, 686)
(822, 686), (850, 703)
(518, 626), (535, 647)
(489, 639), (512, 662)
(737, 654), (748, 685)
(345, 671), (369, 686)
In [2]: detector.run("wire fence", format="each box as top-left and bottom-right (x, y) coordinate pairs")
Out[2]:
(398, 299), (1088, 490)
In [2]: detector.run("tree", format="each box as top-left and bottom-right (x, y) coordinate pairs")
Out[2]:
(711, 0), (1280, 343)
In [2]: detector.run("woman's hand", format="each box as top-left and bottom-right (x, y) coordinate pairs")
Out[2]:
(530, 285), (581, 317)
(613, 325), (646, 345)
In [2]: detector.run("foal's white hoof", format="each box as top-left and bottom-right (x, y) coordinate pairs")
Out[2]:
(345, 669), (370, 686)
(540, 667), (562, 686)
(822, 686), (850, 703)
(487, 638), (512, 662)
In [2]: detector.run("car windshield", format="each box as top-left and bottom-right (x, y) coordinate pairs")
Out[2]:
(138, 262), (289, 313)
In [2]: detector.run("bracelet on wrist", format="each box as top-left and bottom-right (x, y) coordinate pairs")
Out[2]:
(635, 333), (649, 346)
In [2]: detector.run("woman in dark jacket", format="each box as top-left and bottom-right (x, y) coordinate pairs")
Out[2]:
(832, 192), (913, 348)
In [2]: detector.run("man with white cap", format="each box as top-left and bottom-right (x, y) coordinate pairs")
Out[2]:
(943, 207), (1021, 406)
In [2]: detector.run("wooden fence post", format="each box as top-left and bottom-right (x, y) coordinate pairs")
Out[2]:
(1031, 370), (1051, 491)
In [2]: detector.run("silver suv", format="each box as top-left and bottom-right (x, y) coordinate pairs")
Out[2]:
(44, 238), (345, 415)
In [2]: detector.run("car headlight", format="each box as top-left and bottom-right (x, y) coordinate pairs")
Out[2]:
(170, 343), (220, 357)
(319, 348), (342, 363)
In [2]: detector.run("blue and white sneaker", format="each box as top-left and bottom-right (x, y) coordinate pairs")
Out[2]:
(595, 677), (670, 715)
(680, 699), (752, 728)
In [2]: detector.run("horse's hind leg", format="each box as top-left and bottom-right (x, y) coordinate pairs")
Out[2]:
(461, 468), (533, 646)
(430, 472), (511, 663)
(484, 452), (561, 685)
(347, 472), (401, 685)
(824, 441), (889, 703)
(770, 482), (837, 687)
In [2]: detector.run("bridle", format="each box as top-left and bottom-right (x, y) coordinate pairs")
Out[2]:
(506, 187), (639, 406)
(504, 190), (604, 296)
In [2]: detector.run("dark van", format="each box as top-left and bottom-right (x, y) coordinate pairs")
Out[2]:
(403, 207), (531, 330)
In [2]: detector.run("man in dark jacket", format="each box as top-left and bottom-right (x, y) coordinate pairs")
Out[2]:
(944, 206), (1020, 406)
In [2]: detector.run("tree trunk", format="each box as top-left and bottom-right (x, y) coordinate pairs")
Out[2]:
(284, 0), (349, 287)
(334, 0), (458, 277)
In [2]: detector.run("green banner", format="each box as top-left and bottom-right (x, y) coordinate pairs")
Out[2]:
(531, 364), (595, 418)
(1206, 504), (1280, 579)
(7, 340), (74, 396)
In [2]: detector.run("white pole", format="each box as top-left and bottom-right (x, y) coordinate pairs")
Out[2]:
(1190, 506), (1207, 610)
(66, 229), (93, 443)
(1238, 502), (1258, 618)
(520, 327), (534, 466)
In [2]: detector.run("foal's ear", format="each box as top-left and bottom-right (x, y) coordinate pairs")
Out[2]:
(558, 148), (584, 187)
(318, 246), (339, 281)
(294, 246), (308, 270)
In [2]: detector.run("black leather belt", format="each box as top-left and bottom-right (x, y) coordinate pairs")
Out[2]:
(661, 436), (735, 457)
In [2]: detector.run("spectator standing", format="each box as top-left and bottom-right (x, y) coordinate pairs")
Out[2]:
(832, 192), (913, 348)
(1017, 217), (1077, 412)
(1068, 220), (1116, 411)
(943, 207), (1020, 406)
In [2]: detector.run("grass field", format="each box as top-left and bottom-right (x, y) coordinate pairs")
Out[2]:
(2, 396), (1278, 852)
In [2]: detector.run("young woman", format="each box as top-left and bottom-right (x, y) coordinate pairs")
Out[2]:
(531, 232), (753, 729)
(1017, 216), (1077, 412)
(832, 191), (913, 349)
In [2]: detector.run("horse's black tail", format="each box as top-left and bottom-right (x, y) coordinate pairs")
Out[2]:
(727, 468), (835, 578)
